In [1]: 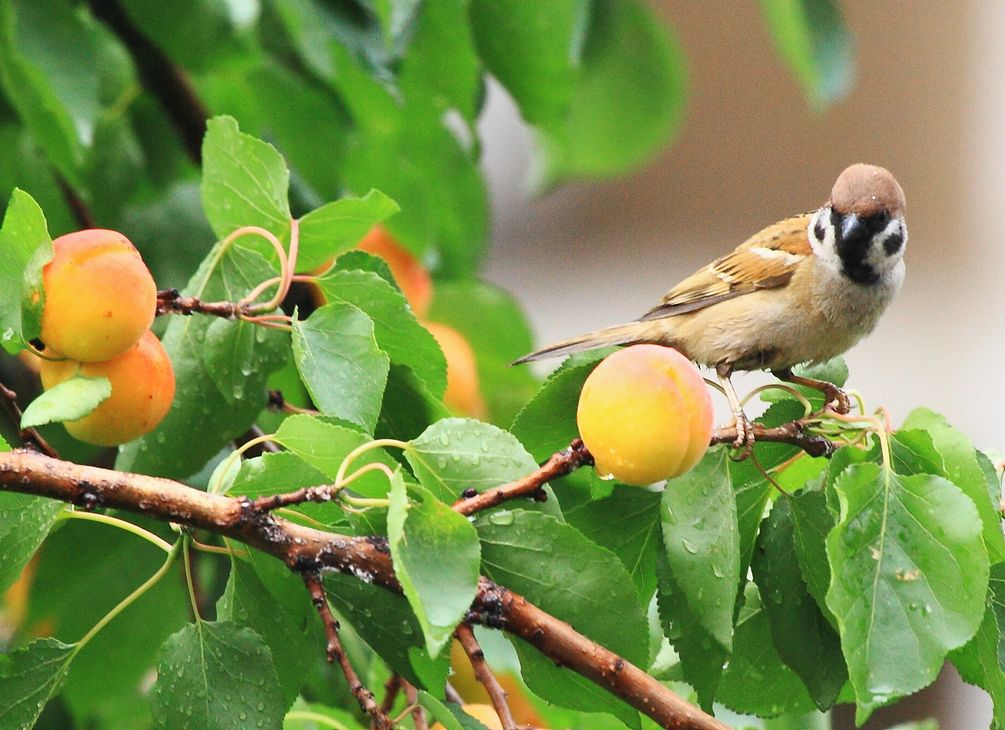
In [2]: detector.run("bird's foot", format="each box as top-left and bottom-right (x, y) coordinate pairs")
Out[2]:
(822, 384), (851, 415)
(728, 411), (755, 452)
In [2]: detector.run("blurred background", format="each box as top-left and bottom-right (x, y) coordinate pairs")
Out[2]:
(481, 3), (997, 727)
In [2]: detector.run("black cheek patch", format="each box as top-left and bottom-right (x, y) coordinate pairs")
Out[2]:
(883, 230), (904, 256)
(813, 217), (826, 241)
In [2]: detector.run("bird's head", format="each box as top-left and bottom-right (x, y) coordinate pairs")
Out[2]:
(809, 163), (907, 284)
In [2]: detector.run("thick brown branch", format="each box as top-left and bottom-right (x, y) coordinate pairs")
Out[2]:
(0, 450), (727, 730)
(455, 624), (518, 730)
(86, 0), (208, 164)
(304, 573), (390, 729)
(452, 439), (593, 515)
(0, 383), (59, 459)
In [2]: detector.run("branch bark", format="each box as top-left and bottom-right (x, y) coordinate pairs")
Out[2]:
(0, 450), (728, 730)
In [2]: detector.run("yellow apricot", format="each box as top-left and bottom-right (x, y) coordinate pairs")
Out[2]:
(424, 321), (487, 419)
(358, 225), (433, 317)
(39, 331), (175, 446)
(40, 229), (156, 362)
(577, 345), (713, 486)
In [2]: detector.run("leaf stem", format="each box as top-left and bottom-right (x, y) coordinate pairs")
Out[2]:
(73, 540), (182, 655)
(334, 439), (409, 486)
(182, 537), (203, 622)
(59, 509), (173, 553)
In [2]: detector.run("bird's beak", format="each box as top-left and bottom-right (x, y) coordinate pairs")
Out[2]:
(840, 213), (866, 243)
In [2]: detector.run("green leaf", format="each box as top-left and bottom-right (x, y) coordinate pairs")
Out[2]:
(752, 498), (846, 709)
(428, 280), (538, 426)
(20, 375), (110, 428)
(202, 318), (268, 405)
(902, 407), (1005, 564)
(405, 418), (539, 505)
(564, 486), (661, 600)
(282, 699), (362, 730)
(0, 188), (50, 352)
(661, 447), (739, 651)
(716, 584), (817, 717)
(540, 0), (687, 182)
(230, 450), (348, 529)
(0, 492), (62, 594)
(272, 414), (397, 497)
(0, 0), (102, 184)
(201, 116), (291, 244)
(399, 0), (482, 124)
(510, 354), (602, 460)
(117, 243), (290, 478)
(314, 269), (446, 397)
(731, 400), (809, 573)
(218, 559), (313, 706)
(388, 474), (481, 657)
(469, 0), (584, 128)
(789, 479), (836, 622)
(654, 542), (725, 710)
(826, 463), (989, 723)
(477, 510), (646, 726)
(150, 621), (285, 730)
(26, 519), (189, 723)
(377, 364), (452, 444)
(759, 0), (854, 108)
(296, 189), (399, 271)
(416, 691), (493, 730)
(292, 302), (389, 432)
(324, 571), (448, 690)
(949, 596), (1005, 729)
(0, 637), (75, 730)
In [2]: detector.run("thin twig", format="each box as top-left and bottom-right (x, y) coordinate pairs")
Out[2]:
(456, 624), (517, 730)
(710, 420), (839, 458)
(379, 674), (403, 717)
(403, 680), (427, 730)
(55, 174), (95, 228)
(452, 439), (593, 515)
(0, 383), (59, 458)
(86, 0), (208, 163)
(156, 289), (243, 318)
(267, 389), (320, 415)
(303, 573), (392, 730)
(445, 682), (464, 705)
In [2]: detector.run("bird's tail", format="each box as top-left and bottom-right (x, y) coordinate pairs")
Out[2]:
(513, 322), (654, 364)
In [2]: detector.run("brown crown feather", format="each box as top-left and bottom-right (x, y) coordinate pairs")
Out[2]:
(829, 163), (906, 218)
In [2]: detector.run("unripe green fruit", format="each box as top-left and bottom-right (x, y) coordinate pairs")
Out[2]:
(40, 331), (175, 446)
(577, 345), (713, 486)
(40, 229), (156, 362)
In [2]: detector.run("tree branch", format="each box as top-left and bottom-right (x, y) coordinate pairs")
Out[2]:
(710, 421), (838, 458)
(0, 383), (59, 459)
(0, 450), (728, 730)
(455, 624), (518, 730)
(303, 572), (390, 729)
(86, 0), (208, 164)
(156, 289), (243, 318)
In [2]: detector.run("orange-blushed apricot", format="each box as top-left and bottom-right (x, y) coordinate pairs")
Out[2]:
(40, 229), (156, 362)
(358, 225), (433, 316)
(424, 321), (487, 419)
(577, 344), (713, 486)
(39, 330), (175, 446)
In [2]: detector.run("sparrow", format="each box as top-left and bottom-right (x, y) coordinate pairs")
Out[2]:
(515, 163), (907, 446)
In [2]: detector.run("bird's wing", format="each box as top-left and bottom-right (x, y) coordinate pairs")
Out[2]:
(639, 213), (814, 320)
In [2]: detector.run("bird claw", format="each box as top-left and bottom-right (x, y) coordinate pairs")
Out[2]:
(822, 385), (851, 415)
(730, 412), (755, 452)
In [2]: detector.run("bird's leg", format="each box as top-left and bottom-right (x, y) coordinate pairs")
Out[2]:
(772, 368), (851, 415)
(716, 365), (753, 449)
